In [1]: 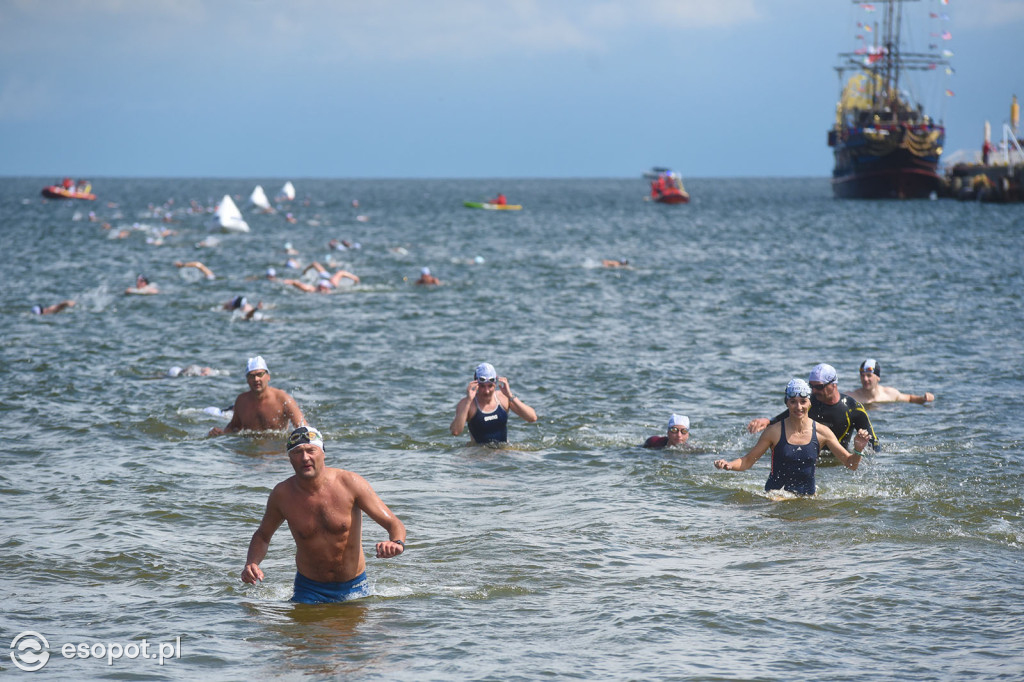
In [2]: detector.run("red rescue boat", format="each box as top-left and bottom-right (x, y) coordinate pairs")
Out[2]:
(41, 178), (95, 200)
(645, 168), (690, 204)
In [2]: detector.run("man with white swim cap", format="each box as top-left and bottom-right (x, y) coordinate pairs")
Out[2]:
(207, 355), (305, 437)
(415, 267), (441, 286)
(848, 358), (935, 406)
(746, 363), (877, 455)
(643, 414), (691, 449)
(240, 426), (406, 604)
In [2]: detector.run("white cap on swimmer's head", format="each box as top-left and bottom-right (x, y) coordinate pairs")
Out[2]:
(246, 355), (269, 375)
(808, 363), (837, 384)
(421, 267), (431, 276)
(667, 414), (689, 430)
(786, 378), (812, 399)
(167, 366), (183, 378)
(474, 362), (497, 382)
(860, 358), (881, 377)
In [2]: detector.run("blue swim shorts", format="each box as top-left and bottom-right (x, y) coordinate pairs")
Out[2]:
(291, 571), (370, 604)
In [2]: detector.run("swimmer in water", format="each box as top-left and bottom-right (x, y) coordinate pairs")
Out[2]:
(847, 358), (935, 406)
(240, 426), (406, 604)
(715, 379), (867, 496)
(125, 274), (159, 295)
(450, 362), (537, 444)
(415, 267), (441, 286)
(282, 262), (359, 293)
(167, 364), (215, 377)
(31, 300), (76, 315)
(222, 295), (262, 319)
(642, 414), (690, 449)
(207, 356), (306, 437)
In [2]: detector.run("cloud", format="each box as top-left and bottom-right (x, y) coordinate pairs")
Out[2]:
(0, 0), (762, 65)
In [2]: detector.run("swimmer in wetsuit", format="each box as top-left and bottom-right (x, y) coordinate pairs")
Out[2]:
(450, 362), (538, 444)
(747, 363), (878, 455)
(716, 379), (867, 495)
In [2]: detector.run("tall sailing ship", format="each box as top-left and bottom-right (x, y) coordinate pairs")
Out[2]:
(828, 0), (951, 199)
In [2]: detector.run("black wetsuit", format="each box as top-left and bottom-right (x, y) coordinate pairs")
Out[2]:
(769, 393), (878, 452)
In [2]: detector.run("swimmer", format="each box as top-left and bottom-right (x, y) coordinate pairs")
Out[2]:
(207, 356), (305, 437)
(282, 262), (359, 293)
(222, 295), (262, 319)
(31, 300), (76, 315)
(415, 267), (441, 286)
(642, 414), (690, 449)
(240, 426), (406, 604)
(125, 274), (159, 295)
(175, 260), (215, 280)
(602, 259), (630, 268)
(715, 379), (867, 496)
(450, 362), (537, 444)
(168, 364), (215, 377)
(848, 358), (935, 406)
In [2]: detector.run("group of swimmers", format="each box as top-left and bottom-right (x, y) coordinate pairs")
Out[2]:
(218, 352), (933, 604)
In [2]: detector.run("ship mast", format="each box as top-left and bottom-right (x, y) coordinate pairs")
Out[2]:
(834, 0), (947, 125)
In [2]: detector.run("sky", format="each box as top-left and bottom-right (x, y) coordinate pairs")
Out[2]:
(1, 0), (1022, 179)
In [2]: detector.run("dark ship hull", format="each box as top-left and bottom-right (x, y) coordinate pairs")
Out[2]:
(830, 126), (946, 199)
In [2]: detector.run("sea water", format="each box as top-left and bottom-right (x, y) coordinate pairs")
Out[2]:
(1, 177), (1022, 679)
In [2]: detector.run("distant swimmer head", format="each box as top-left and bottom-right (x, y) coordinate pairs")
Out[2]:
(287, 426), (324, 452)
(316, 279), (333, 291)
(474, 362), (497, 383)
(667, 414), (690, 430)
(167, 366), (183, 378)
(421, 267), (431, 276)
(860, 358), (881, 377)
(31, 305), (42, 315)
(230, 295), (247, 310)
(246, 355), (269, 375)
(808, 363), (837, 385)
(136, 274), (149, 286)
(266, 267), (277, 278)
(785, 378), (812, 401)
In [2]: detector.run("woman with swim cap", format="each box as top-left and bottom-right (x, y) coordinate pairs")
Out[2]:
(450, 362), (537, 444)
(714, 379), (867, 496)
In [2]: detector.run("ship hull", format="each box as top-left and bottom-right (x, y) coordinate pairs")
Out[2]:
(830, 126), (946, 199)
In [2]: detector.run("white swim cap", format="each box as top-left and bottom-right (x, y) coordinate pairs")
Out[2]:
(246, 356), (269, 375)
